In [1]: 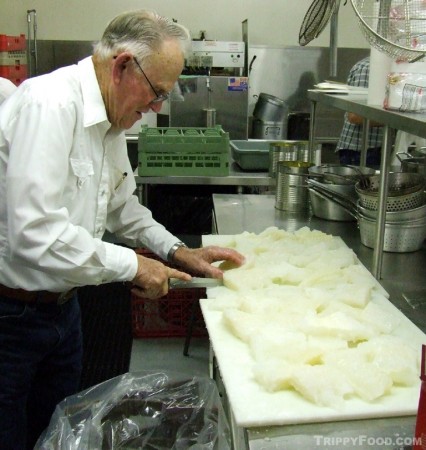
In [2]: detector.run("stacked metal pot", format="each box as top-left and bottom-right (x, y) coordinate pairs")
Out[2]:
(307, 165), (426, 252)
(307, 164), (375, 222)
(355, 172), (426, 252)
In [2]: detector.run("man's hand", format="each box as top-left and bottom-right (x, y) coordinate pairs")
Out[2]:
(171, 245), (245, 278)
(131, 254), (191, 299)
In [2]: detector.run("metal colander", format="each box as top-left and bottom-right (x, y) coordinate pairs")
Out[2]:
(357, 198), (426, 220)
(358, 213), (426, 252)
(355, 172), (425, 211)
(351, 0), (426, 62)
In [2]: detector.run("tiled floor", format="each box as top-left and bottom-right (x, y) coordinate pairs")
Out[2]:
(129, 336), (210, 377)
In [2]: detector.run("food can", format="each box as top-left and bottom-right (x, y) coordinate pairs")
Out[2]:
(275, 161), (312, 211)
(269, 141), (320, 177)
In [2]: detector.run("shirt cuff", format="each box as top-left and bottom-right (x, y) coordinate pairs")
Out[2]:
(104, 242), (138, 282)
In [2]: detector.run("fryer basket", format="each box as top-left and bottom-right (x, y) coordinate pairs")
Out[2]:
(358, 213), (426, 252)
(356, 173), (425, 211)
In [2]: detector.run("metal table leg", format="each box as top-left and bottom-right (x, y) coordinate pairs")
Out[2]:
(360, 118), (369, 167)
(309, 100), (317, 164)
(372, 125), (392, 279)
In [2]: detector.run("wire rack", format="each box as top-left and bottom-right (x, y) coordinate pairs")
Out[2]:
(351, 0), (426, 62)
(299, 0), (341, 45)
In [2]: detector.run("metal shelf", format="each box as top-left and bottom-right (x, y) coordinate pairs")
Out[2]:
(308, 91), (426, 138)
(307, 90), (426, 279)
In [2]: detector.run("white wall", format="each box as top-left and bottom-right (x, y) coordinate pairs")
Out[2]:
(0, 0), (369, 48)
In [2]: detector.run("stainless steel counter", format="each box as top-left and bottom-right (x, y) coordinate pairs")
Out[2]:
(307, 90), (426, 282)
(307, 91), (426, 138)
(212, 193), (426, 450)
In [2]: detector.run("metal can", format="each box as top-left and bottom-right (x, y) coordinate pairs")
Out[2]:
(275, 160), (312, 211)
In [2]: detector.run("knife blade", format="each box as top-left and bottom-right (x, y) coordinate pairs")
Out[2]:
(169, 277), (223, 289)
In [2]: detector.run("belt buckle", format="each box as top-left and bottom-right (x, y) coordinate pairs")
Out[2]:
(57, 288), (76, 305)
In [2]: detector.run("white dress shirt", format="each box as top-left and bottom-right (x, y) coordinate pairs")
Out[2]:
(0, 77), (17, 106)
(0, 57), (180, 292)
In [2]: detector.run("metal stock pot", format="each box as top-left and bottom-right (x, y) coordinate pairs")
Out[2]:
(397, 152), (426, 181)
(253, 93), (287, 122)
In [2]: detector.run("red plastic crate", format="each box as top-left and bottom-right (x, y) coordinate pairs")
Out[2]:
(131, 288), (207, 338)
(0, 34), (26, 52)
(0, 64), (27, 79)
(0, 50), (27, 66)
(131, 248), (207, 338)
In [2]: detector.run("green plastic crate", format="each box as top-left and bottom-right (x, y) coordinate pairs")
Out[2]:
(138, 125), (229, 176)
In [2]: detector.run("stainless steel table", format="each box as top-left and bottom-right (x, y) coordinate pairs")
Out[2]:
(308, 90), (426, 281)
(134, 162), (273, 205)
(212, 193), (426, 450)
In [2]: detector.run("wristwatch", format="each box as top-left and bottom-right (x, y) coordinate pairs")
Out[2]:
(167, 241), (188, 263)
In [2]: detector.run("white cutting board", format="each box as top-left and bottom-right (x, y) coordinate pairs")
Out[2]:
(201, 297), (425, 428)
(201, 234), (426, 428)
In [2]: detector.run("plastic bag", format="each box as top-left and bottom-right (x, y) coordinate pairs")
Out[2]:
(35, 371), (231, 450)
(384, 62), (426, 112)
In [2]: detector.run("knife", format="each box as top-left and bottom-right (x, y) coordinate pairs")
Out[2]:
(169, 277), (223, 289)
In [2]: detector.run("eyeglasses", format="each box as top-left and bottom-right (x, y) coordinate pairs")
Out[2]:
(133, 57), (170, 104)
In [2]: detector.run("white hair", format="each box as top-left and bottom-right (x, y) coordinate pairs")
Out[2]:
(93, 10), (191, 63)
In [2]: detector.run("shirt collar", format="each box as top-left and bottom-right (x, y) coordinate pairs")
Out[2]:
(77, 56), (110, 129)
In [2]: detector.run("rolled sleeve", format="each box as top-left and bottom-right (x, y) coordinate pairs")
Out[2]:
(103, 243), (138, 283)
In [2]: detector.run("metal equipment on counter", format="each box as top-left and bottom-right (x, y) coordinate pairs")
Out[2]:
(170, 75), (249, 140)
(169, 41), (248, 140)
(252, 93), (288, 140)
(397, 152), (426, 181)
(189, 41), (245, 72)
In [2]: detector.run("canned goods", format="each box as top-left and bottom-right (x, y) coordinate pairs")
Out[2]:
(275, 161), (313, 211)
(269, 141), (319, 177)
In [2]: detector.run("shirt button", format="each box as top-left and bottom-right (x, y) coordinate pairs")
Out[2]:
(96, 227), (102, 234)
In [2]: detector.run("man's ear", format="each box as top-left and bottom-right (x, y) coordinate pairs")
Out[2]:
(112, 52), (133, 83)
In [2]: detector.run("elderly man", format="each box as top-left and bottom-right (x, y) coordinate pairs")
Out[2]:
(0, 10), (244, 449)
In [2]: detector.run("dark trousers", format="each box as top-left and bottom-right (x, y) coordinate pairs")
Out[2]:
(338, 147), (382, 168)
(0, 294), (82, 449)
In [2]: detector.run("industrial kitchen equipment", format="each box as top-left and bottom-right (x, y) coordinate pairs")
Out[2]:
(351, 0), (426, 62)
(169, 40), (249, 140)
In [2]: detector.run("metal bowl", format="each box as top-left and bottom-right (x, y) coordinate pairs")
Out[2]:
(308, 177), (357, 199)
(309, 188), (356, 222)
(309, 164), (376, 185)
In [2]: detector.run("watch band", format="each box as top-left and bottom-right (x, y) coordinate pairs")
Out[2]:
(167, 241), (188, 263)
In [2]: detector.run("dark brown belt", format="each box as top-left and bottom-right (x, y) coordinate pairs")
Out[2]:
(0, 284), (77, 305)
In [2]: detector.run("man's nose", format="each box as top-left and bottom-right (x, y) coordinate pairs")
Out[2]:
(150, 102), (163, 113)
